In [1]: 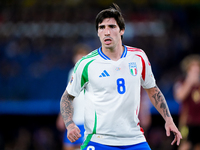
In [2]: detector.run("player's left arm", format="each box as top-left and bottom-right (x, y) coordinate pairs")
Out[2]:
(145, 86), (182, 146)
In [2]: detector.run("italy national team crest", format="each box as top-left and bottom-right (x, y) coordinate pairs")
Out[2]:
(129, 62), (137, 76)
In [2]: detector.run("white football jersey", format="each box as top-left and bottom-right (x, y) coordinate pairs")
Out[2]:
(66, 45), (156, 146)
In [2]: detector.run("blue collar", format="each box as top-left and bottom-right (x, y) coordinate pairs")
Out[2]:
(98, 45), (127, 60)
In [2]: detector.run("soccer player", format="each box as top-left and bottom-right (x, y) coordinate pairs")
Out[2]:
(60, 3), (182, 150)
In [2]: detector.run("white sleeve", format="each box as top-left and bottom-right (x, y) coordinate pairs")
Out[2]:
(66, 61), (84, 97)
(140, 52), (156, 89)
(67, 68), (74, 83)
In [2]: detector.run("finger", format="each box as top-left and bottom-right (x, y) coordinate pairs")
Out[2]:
(176, 133), (182, 146)
(74, 128), (81, 137)
(68, 134), (78, 142)
(176, 137), (180, 146)
(71, 130), (81, 139)
(171, 133), (182, 146)
(171, 136), (177, 145)
(76, 132), (81, 138)
(67, 133), (76, 143)
(68, 136), (76, 143)
(73, 135), (79, 141)
(166, 128), (170, 137)
(72, 132), (81, 141)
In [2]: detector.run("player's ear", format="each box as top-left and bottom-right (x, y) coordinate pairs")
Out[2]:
(120, 29), (125, 36)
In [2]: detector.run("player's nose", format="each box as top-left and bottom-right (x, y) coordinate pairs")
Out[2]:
(104, 27), (110, 35)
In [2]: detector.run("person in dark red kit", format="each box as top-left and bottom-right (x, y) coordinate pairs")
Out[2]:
(174, 54), (200, 150)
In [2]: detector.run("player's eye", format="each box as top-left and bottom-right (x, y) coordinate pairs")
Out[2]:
(109, 25), (116, 28)
(99, 25), (105, 29)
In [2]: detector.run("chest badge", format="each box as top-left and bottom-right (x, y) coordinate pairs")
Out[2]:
(129, 62), (137, 76)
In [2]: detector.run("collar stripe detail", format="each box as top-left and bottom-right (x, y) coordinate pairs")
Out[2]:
(98, 45), (127, 60)
(98, 48), (110, 60)
(121, 46), (127, 58)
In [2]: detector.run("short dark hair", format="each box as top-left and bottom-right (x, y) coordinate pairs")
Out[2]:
(95, 3), (125, 33)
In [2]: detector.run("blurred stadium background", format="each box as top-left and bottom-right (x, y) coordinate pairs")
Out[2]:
(0, 0), (200, 149)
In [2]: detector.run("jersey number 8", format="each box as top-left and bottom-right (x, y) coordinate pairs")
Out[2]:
(117, 78), (126, 94)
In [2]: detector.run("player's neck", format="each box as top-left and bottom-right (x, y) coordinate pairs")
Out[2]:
(102, 45), (124, 61)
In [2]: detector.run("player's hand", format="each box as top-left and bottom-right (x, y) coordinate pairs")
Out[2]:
(67, 123), (81, 143)
(165, 118), (182, 146)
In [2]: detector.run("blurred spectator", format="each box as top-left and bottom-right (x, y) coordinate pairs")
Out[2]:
(33, 127), (57, 150)
(174, 54), (200, 150)
(13, 127), (32, 150)
(56, 44), (91, 150)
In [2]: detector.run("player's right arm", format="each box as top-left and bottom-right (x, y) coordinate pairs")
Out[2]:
(60, 89), (81, 142)
(61, 54), (92, 142)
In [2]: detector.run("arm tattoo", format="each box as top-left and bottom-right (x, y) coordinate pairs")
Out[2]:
(160, 102), (170, 118)
(152, 86), (170, 118)
(152, 90), (161, 105)
(60, 91), (75, 128)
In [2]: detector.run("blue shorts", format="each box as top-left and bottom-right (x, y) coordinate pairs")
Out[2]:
(81, 141), (151, 150)
(63, 124), (85, 146)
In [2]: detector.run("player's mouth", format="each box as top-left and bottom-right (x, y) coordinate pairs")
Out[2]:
(104, 37), (112, 45)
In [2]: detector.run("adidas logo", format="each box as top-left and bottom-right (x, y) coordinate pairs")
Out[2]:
(99, 70), (110, 77)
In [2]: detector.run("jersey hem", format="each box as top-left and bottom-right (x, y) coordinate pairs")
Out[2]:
(90, 134), (146, 146)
